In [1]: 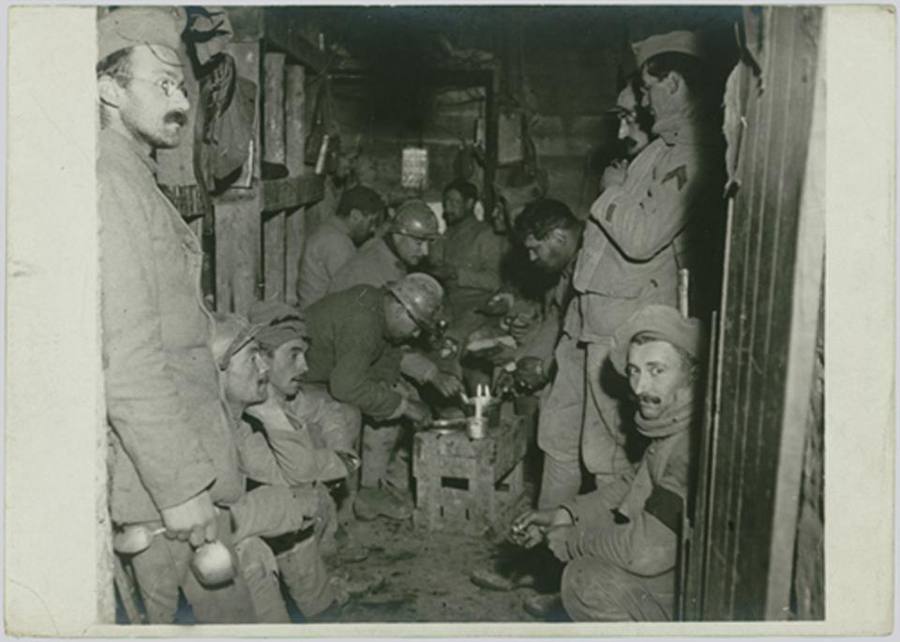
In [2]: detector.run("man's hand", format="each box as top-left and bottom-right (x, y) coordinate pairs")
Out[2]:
(545, 525), (575, 562)
(515, 356), (549, 392)
(335, 450), (361, 475)
(402, 398), (432, 428)
(161, 490), (217, 547)
(482, 344), (518, 367)
(481, 292), (515, 317)
(600, 159), (628, 191)
(430, 371), (463, 398)
(510, 508), (572, 548)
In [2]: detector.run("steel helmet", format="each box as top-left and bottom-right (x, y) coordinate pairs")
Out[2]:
(389, 200), (440, 240)
(388, 272), (445, 333)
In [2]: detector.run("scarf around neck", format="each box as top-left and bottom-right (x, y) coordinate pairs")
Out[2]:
(634, 395), (695, 439)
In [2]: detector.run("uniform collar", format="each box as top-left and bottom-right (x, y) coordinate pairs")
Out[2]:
(100, 127), (159, 177)
(374, 236), (408, 273)
(652, 111), (719, 147)
(325, 214), (353, 237)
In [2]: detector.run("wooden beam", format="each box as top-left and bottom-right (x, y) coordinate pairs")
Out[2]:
(215, 41), (262, 314)
(284, 65), (307, 305)
(285, 65), (307, 176)
(262, 175), (325, 212)
(262, 9), (329, 72)
(263, 53), (286, 167)
(262, 211), (286, 302)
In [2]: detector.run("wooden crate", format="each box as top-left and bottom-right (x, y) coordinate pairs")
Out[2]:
(413, 416), (528, 536)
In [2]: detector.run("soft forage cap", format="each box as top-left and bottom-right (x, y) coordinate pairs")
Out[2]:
(609, 304), (705, 376)
(632, 30), (706, 68)
(97, 6), (187, 62)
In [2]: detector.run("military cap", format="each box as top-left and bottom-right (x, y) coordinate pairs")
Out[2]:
(210, 312), (263, 371)
(247, 300), (309, 350)
(632, 30), (706, 68)
(609, 304), (705, 376)
(97, 6), (187, 62)
(338, 185), (386, 217)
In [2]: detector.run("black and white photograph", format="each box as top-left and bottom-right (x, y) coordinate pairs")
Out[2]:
(3, 2), (894, 636)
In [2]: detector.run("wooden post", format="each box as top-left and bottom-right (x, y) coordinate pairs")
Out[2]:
(263, 53), (286, 167)
(285, 64), (307, 305)
(261, 53), (287, 301)
(262, 211), (286, 301)
(215, 42), (262, 314)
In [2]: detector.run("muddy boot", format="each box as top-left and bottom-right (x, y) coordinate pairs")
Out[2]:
(354, 487), (413, 522)
(322, 526), (369, 565)
(333, 569), (385, 597)
(522, 592), (562, 619)
(470, 568), (535, 592)
(336, 472), (359, 527)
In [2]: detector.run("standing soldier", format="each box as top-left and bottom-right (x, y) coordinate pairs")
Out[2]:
(97, 7), (255, 622)
(576, 29), (724, 499)
(297, 185), (386, 309)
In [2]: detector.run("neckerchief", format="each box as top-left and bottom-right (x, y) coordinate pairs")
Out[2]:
(634, 394), (695, 439)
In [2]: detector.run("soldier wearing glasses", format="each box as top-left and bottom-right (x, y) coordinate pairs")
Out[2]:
(97, 7), (256, 622)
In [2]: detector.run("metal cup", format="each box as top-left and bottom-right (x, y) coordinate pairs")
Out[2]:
(467, 416), (488, 440)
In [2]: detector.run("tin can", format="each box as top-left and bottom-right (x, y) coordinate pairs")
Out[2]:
(467, 416), (488, 440)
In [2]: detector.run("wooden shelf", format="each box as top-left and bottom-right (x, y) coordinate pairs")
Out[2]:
(262, 175), (325, 212)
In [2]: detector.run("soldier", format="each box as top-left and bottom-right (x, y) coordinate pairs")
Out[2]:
(302, 274), (445, 520)
(297, 185), (386, 309)
(211, 313), (352, 621)
(513, 305), (704, 621)
(484, 199), (584, 396)
(244, 301), (367, 558)
(329, 199), (439, 294)
(97, 7), (256, 622)
(540, 29), (724, 508)
(431, 180), (510, 348)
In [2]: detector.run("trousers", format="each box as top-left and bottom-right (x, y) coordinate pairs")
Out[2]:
(235, 536), (289, 623)
(536, 333), (585, 509)
(581, 340), (631, 483)
(360, 423), (409, 490)
(128, 510), (257, 623)
(561, 556), (676, 621)
(276, 531), (335, 618)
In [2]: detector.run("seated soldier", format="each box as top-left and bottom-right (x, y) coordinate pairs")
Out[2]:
(211, 313), (379, 621)
(429, 180), (511, 374)
(297, 185), (386, 309)
(511, 305), (703, 621)
(244, 301), (367, 561)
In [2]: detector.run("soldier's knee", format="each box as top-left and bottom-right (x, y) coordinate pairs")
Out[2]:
(561, 557), (625, 621)
(338, 402), (362, 436)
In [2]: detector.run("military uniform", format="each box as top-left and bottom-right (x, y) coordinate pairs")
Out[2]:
(577, 113), (721, 484)
(99, 125), (257, 623)
(557, 303), (703, 621)
(302, 285), (405, 420)
(439, 216), (510, 341)
(559, 429), (689, 621)
(325, 241), (437, 491)
(233, 411), (338, 621)
(534, 112), (721, 508)
(297, 216), (357, 309)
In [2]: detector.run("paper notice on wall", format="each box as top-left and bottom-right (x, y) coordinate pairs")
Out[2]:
(401, 147), (428, 189)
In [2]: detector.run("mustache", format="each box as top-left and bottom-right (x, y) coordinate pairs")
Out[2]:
(164, 111), (188, 126)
